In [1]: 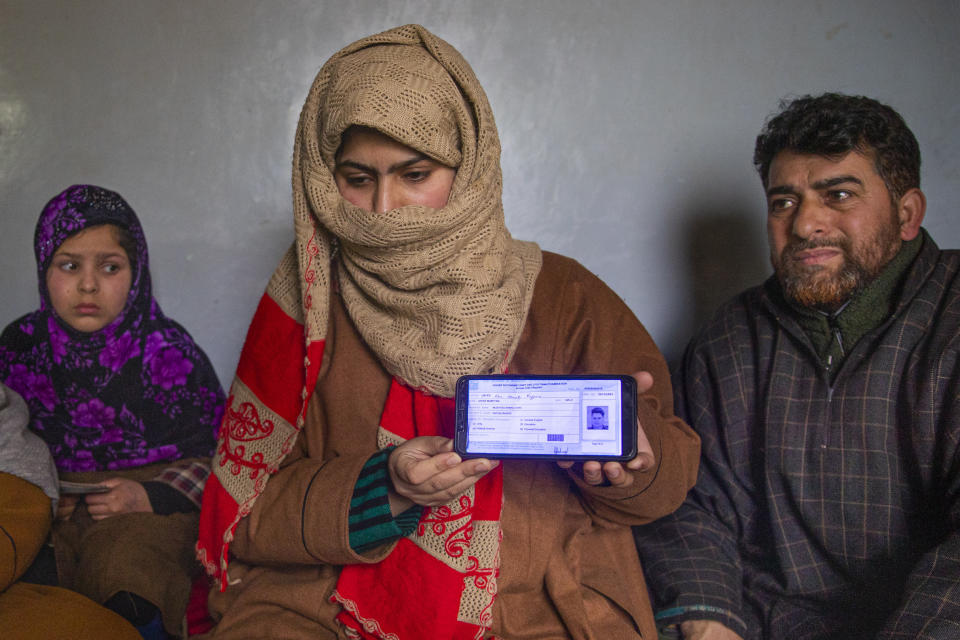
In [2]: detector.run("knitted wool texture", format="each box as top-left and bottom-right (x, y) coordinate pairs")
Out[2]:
(292, 24), (542, 397)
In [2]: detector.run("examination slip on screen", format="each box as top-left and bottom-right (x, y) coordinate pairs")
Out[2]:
(457, 375), (633, 459)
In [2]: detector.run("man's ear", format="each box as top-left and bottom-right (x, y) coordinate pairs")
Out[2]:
(897, 187), (926, 241)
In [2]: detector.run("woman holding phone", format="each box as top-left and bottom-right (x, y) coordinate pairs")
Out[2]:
(197, 24), (699, 639)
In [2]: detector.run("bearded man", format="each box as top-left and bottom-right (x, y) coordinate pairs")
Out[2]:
(634, 93), (960, 640)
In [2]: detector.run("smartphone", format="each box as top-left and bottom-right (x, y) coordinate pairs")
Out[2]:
(453, 374), (638, 461)
(59, 481), (111, 495)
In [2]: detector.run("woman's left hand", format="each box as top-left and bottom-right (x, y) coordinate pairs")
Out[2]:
(84, 478), (153, 520)
(557, 370), (656, 487)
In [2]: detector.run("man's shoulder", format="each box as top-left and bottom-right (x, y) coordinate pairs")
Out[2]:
(904, 236), (960, 320)
(911, 230), (960, 282)
(930, 246), (960, 285)
(912, 246), (960, 345)
(692, 281), (774, 343)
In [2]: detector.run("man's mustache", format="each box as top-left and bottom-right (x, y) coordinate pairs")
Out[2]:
(783, 237), (849, 258)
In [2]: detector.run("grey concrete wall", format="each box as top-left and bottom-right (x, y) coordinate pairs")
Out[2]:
(2, 0), (958, 383)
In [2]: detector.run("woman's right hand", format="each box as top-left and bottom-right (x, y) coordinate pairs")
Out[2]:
(387, 436), (498, 514)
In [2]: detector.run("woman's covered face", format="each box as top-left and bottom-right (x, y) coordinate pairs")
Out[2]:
(335, 127), (456, 213)
(45, 224), (132, 333)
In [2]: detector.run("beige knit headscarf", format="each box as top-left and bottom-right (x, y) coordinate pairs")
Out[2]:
(286, 24), (542, 396)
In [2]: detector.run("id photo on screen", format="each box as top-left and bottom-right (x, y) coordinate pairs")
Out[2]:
(583, 405), (615, 441)
(586, 406), (609, 430)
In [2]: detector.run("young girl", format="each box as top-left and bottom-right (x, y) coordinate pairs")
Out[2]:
(0, 184), (225, 638)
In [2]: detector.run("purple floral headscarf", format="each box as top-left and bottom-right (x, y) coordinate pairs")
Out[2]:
(0, 185), (225, 472)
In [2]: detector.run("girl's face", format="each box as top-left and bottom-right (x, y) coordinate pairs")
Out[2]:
(45, 224), (132, 333)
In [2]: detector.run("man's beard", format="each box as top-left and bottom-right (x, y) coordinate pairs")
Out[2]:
(774, 225), (901, 312)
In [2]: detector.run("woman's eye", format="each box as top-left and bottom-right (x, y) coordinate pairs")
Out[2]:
(404, 169), (431, 183)
(344, 174), (372, 187)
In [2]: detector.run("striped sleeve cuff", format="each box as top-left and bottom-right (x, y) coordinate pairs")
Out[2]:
(349, 446), (422, 554)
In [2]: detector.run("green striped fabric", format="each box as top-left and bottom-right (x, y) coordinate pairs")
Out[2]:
(349, 446), (422, 553)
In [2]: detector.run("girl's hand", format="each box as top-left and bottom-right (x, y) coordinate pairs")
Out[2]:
(56, 495), (80, 521)
(84, 478), (153, 520)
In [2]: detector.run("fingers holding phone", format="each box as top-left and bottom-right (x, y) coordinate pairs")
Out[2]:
(558, 459), (630, 486)
(557, 370), (655, 485)
(388, 435), (499, 513)
(571, 428), (654, 486)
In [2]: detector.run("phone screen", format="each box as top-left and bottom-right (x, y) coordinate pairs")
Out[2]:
(454, 375), (637, 461)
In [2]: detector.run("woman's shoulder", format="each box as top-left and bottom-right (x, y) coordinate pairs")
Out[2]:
(533, 251), (623, 309)
(536, 250), (591, 286)
(539, 250), (586, 276)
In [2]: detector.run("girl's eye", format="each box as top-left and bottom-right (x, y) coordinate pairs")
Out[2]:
(103, 263), (121, 274)
(57, 261), (78, 272)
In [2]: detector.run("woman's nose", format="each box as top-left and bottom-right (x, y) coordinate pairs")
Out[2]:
(374, 181), (397, 213)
